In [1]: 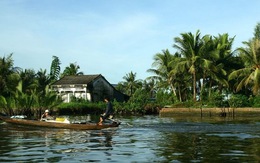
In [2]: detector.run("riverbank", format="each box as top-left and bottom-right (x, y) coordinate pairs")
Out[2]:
(159, 107), (260, 117)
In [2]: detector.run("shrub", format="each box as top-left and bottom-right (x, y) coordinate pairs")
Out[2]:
(252, 95), (260, 107)
(228, 94), (249, 108)
(156, 90), (175, 106)
(56, 102), (105, 115)
(207, 92), (229, 108)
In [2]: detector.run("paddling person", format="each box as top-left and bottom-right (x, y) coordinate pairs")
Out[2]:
(41, 110), (55, 121)
(98, 97), (114, 125)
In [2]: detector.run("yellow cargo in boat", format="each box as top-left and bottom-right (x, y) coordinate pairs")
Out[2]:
(56, 117), (65, 122)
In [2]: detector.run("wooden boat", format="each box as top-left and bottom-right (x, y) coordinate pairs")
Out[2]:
(0, 116), (121, 130)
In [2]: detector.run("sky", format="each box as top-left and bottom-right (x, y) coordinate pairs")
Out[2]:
(0, 0), (260, 84)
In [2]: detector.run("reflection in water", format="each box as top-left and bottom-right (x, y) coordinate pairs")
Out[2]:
(142, 116), (260, 163)
(0, 115), (260, 162)
(154, 132), (260, 162)
(0, 124), (117, 162)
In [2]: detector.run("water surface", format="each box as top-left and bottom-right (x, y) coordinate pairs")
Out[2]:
(0, 115), (260, 162)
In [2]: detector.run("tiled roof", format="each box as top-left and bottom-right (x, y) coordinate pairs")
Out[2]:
(52, 74), (102, 85)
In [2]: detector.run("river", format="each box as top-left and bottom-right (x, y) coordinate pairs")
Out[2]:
(0, 115), (260, 162)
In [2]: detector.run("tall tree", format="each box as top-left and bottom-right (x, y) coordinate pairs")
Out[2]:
(201, 34), (235, 98)
(0, 53), (20, 96)
(0, 54), (21, 115)
(254, 22), (260, 40)
(173, 30), (203, 101)
(168, 52), (191, 102)
(147, 49), (177, 96)
(49, 56), (61, 82)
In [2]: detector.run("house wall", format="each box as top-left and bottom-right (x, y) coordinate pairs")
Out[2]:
(53, 85), (90, 103)
(92, 79), (129, 102)
(91, 77), (114, 102)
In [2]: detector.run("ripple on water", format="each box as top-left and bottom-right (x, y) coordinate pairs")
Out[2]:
(1, 116), (260, 162)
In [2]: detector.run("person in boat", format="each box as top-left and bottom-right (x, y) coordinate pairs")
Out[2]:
(98, 97), (114, 125)
(41, 110), (55, 121)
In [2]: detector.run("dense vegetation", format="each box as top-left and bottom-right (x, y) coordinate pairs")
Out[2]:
(1, 23), (260, 117)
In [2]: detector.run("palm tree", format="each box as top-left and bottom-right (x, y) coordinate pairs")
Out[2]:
(49, 56), (61, 82)
(19, 69), (38, 94)
(199, 34), (234, 99)
(143, 78), (157, 99)
(33, 87), (62, 118)
(0, 53), (20, 96)
(169, 55), (192, 102)
(195, 34), (215, 100)
(0, 54), (21, 115)
(147, 49), (177, 96)
(36, 69), (51, 96)
(229, 38), (260, 95)
(229, 23), (260, 95)
(14, 83), (35, 116)
(61, 62), (84, 77)
(173, 30), (203, 101)
(254, 22), (260, 40)
(120, 71), (142, 96)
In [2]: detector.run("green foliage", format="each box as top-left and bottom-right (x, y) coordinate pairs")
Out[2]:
(207, 92), (229, 107)
(228, 94), (249, 108)
(57, 102), (104, 115)
(254, 22), (260, 40)
(0, 53), (20, 96)
(112, 100), (125, 114)
(0, 55), (63, 117)
(0, 96), (7, 106)
(0, 96), (16, 115)
(33, 89), (63, 118)
(143, 102), (160, 114)
(70, 96), (88, 103)
(113, 88), (161, 115)
(122, 89), (149, 114)
(60, 62), (83, 77)
(155, 90), (175, 106)
(251, 95), (260, 107)
(118, 71), (142, 96)
(15, 90), (34, 116)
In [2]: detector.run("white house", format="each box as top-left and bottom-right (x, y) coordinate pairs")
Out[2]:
(51, 74), (128, 103)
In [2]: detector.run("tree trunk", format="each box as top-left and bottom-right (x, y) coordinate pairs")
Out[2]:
(208, 79), (213, 98)
(200, 74), (206, 101)
(193, 71), (197, 101)
(178, 84), (182, 102)
(170, 84), (177, 96)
